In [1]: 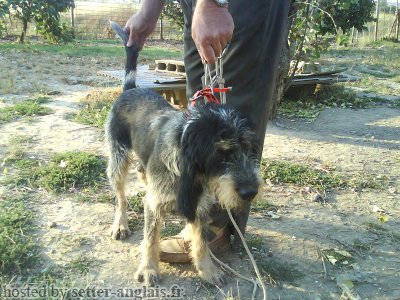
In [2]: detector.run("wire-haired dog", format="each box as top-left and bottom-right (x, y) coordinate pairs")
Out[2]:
(106, 22), (262, 286)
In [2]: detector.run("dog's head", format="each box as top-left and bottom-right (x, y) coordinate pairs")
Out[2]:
(177, 103), (262, 222)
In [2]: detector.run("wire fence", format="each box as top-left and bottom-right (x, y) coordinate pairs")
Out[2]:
(1, 0), (399, 43)
(351, 1), (400, 45)
(2, 0), (182, 41)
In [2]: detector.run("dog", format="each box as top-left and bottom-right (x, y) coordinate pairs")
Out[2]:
(106, 21), (262, 286)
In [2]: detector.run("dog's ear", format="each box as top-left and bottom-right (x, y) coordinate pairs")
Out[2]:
(176, 124), (207, 222)
(176, 153), (203, 222)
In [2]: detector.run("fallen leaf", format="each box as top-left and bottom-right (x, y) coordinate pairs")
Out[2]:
(378, 214), (389, 223)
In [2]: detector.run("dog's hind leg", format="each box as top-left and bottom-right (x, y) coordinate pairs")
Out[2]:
(190, 219), (226, 285)
(135, 196), (161, 286)
(108, 149), (131, 240)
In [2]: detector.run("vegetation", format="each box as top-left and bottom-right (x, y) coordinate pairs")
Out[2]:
(261, 159), (386, 192)
(33, 152), (106, 192)
(315, 0), (375, 35)
(0, 193), (37, 275)
(73, 88), (119, 128)
(0, 42), (183, 61)
(2, 0), (74, 43)
(0, 96), (52, 123)
(2, 151), (106, 193)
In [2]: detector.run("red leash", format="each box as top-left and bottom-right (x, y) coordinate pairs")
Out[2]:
(190, 87), (231, 107)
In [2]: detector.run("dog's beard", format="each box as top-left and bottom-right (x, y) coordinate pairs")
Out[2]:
(211, 175), (245, 210)
(209, 172), (262, 211)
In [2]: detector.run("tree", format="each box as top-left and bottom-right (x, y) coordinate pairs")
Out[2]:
(162, 0), (184, 32)
(315, 0), (375, 35)
(5, 0), (74, 43)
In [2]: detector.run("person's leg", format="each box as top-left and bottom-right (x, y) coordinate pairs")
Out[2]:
(159, 0), (291, 261)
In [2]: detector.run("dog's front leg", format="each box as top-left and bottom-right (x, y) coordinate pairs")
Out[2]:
(135, 202), (161, 286)
(190, 220), (226, 285)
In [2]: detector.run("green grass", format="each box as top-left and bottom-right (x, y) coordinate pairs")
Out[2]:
(363, 222), (400, 243)
(0, 193), (38, 276)
(319, 41), (400, 97)
(259, 257), (303, 283)
(0, 96), (52, 123)
(65, 256), (99, 275)
(251, 200), (278, 213)
(73, 88), (119, 128)
(280, 84), (381, 121)
(245, 234), (263, 250)
(261, 159), (344, 191)
(160, 223), (184, 238)
(128, 192), (145, 213)
(2, 151), (106, 193)
(34, 152), (106, 192)
(0, 42), (183, 61)
(261, 159), (386, 192)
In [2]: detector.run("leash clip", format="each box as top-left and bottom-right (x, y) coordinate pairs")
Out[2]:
(191, 45), (231, 107)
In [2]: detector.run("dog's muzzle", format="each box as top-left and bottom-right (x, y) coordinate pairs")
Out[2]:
(237, 186), (258, 201)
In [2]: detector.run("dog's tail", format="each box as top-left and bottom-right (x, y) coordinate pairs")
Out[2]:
(110, 21), (139, 91)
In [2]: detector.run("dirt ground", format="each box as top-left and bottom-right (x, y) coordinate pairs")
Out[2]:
(0, 47), (399, 300)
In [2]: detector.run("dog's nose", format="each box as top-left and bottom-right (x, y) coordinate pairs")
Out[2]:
(238, 187), (258, 201)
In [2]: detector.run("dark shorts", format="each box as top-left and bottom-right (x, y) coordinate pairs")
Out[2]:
(180, 0), (291, 241)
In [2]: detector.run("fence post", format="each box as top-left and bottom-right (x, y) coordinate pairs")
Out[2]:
(160, 15), (164, 40)
(374, 0), (380, 42)
(70, 7), (75, 28)
(397, 0), (399, 41)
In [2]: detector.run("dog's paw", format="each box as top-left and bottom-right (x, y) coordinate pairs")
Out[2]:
(110, 221), (131, 240)
(135, 265), (160, 287)
(199, 264), (227, 286)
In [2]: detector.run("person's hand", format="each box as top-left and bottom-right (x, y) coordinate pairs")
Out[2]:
(124, 12), (157, 49)
(192, 0), (234, 64)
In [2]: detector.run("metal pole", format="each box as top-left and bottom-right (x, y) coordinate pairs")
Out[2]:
(374, 0), (380, 42)
(70, 7), (75, 28)
(397, 0), (400, 41)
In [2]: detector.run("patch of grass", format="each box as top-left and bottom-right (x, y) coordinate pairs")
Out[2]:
(0, 43), (183, 61)
(261, 159), (344, 191)
(128, 192), (145, 213)
(2, 151), (106, 193)
(280, 85), (379, 121)
(34, 152), (106, 192)
(65, 256), (99, 275)
(261, 159), (386, 192)
(0, 193), (38, 276)
(251, 200), (278, 213)
(128, 218), (143, 232)
(246, 234), (264, 250)
(161, 223), (184, 238)
(352, 239), (372, 252)
(363, 222), (400, 243)
(73, 88), (119, 128)
(259, 257), (303, 283)
(321, 249), (355, 266)
(0, 96), (52, 123)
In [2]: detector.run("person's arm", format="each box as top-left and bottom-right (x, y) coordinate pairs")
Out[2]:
(124, 0), (164, 48)
(192, 0), (234, 64)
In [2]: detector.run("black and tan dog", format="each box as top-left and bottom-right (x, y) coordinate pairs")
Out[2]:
(106, 22), (262, 286)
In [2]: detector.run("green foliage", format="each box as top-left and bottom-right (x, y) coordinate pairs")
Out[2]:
(73, 89), (119, 128)
(261, 159), (345, 191)
(162, 0), (184, 32)
(0, 96), (52, 123)
(289, 0), (375, 62)
(128, 192), (145, 213)
(315, 0), (375, 35)
(0, 193), (38, 275)
(5, 0), (74, 43)
(261, 159), (386, 192)
(33, 152), (106, 192)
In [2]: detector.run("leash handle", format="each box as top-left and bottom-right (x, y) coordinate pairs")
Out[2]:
(193, 45), (231, 107)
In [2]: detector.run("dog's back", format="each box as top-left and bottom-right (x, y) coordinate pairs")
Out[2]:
(105, 22), (179, 195)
